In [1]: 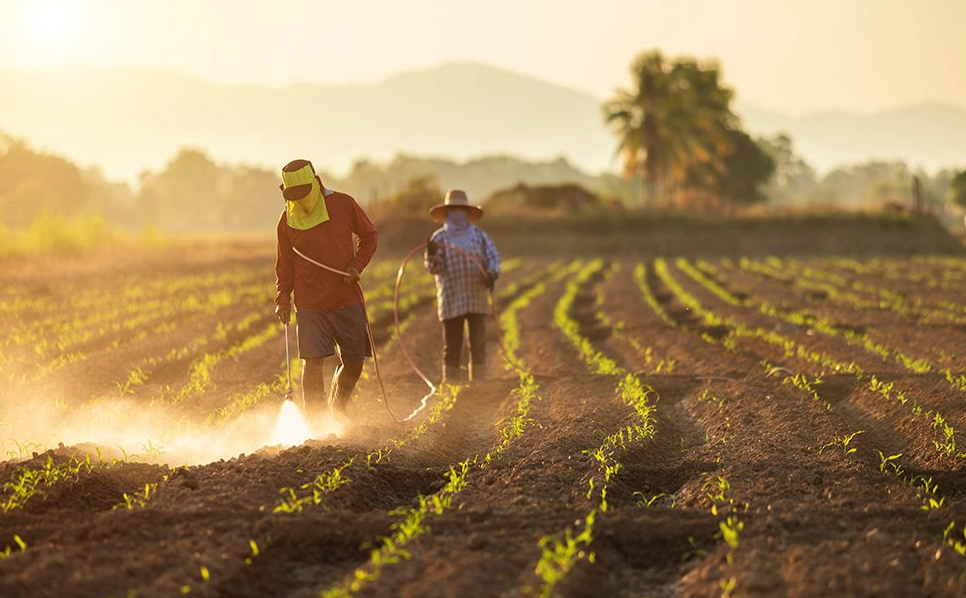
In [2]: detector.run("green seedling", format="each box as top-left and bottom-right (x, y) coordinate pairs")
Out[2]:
(877, 451), (902, 473)
(633, 491), (674, 508)
(820, 431), (864, 455)
(943, 521), (966, 557)
(0, 534), (26, 558)
(682, 536), (708, 561)
(534, 511), (597, 598)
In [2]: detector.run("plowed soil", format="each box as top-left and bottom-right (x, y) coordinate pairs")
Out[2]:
(4, 242), (966, 598)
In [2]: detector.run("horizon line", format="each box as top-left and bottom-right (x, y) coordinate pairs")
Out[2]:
(2, 59), (965, 118)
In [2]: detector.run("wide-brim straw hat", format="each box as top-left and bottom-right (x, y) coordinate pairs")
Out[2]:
(429, 189), (483, 223)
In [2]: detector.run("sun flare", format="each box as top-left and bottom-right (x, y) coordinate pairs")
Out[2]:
(20, 0), (83, 61)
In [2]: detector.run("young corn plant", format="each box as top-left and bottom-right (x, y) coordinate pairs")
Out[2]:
(116, 482), (160, 510)
(943, 522), (966, 557)
(782, 374), (829, 409)
(533, 511), (597, 598)
(2, 454), (98, 512)
(819, 431), (864, 456)
(0, 534), (27, 558)
(700, 473), (747, 595)
(633, 491), (675, 508)
(274, 459), (355, 514)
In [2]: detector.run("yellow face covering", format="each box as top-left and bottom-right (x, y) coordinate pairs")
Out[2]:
(282, 164), (330, 230)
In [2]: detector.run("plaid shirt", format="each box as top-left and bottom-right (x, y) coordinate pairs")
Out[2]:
(425, 225), (501, 320)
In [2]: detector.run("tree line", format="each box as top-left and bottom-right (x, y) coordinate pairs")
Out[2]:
(2, 47), (965, 231)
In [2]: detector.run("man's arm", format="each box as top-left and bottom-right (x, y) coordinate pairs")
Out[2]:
(481, 229), (501, 276)
(275, 211), (295, 311)
(347, 196), (378, 274)
(424, 230), (445, 274)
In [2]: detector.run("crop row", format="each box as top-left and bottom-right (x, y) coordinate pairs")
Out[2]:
(1, 267), (269, 357)
(738, 257), (966, 327)
(686, 259), (966, 452)
(595, 265), (677, 374)
(642, 260), (966, 594)
(274, 383), (463, 514)
(167, 262), (554, 594)
(2, 258), (411, 385)
(655, 258), (966, 466)
(825, 257), (966, 293)
(4, 281), (276, 384)
(0, 265), (267, 323)
(310, 260), (556, 596)
(552, 260), (624, 375)
(320, 259), (554, 594)
(532, 261), (660, 595)
(774, 361), (964, 576)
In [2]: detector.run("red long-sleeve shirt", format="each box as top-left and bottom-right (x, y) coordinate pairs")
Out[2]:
(275, 190), (378, 312)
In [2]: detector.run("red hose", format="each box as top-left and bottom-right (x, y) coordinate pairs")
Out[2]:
(393, 244), (439, 421)
(392, 243), (533, 397)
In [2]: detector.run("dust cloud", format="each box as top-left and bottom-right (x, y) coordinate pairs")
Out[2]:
(0, 390), (344, 466)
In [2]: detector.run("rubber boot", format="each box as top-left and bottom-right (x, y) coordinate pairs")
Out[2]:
(442, 365), (463, 384)
(469, 360), (487, 382)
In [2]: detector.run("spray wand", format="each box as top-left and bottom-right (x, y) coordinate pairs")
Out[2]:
(282, 321), (303, 411)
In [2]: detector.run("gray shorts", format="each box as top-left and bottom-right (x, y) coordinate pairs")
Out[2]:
(296, 303), (372, 361)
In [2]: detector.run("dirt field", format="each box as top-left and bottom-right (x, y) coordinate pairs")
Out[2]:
(3, 229), (966, 598)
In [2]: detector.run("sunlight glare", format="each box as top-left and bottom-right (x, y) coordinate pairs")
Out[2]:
(21, 0), (82, 61)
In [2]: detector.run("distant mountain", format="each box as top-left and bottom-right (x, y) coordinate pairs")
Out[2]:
(736, 101), (966, 172)
(0, 62), (964, 184)
(0, 62), (616, 183)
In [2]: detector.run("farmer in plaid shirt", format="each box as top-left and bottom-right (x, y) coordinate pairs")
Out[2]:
(424, 189), (501, 383)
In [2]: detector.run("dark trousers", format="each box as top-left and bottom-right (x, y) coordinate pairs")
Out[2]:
(442, 313), (487, 367)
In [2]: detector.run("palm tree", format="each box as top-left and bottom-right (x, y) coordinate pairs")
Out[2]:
(604, 50), (737, 208)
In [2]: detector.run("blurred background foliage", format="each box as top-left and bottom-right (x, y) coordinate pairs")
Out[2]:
(1, 49), (964, 239)
(2, 126), (961, 236)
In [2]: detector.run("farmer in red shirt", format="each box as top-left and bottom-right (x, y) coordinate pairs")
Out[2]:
(274, 159), (378, 423)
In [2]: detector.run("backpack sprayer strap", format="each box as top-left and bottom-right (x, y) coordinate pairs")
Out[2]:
(292, 247), (351, 277)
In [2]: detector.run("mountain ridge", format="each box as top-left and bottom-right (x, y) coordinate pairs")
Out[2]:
(0, 61), (963, 182)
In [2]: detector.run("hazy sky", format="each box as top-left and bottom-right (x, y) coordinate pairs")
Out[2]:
(1, 0), (964, 114)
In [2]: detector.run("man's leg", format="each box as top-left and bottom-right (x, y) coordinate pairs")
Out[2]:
(302, 356), (326, 418)
(441, 315), (465, 383)
(467, 313), (487, 381)
(296, 309), (336, 420)
(328, 303), (375, 420)
(329, 358), (364, 417)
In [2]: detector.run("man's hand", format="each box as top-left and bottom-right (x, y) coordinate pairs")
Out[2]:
(425, 236), (439, 259)
(483, 270), (498, 292)
(343, 265), (361, 285)
(275, 302), (291, 324)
